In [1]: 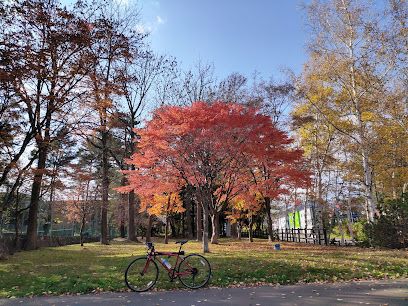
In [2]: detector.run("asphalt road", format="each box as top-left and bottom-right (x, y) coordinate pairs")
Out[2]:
(1, 279), (407, 306)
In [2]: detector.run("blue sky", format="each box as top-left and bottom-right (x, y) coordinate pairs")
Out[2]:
(138, 0), (308, 81)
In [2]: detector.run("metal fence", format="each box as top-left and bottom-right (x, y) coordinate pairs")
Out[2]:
(240, 228), (329, 245)
(0, 220), (116, 239)
(277, 228), (328, 245)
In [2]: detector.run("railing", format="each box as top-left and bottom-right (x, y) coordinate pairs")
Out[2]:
(240, 228), (329, 245)
(277, 228), (328, 245)
(240, 229), (269, 239)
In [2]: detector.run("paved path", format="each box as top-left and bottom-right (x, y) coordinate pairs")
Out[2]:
(1, 279), (407, 306)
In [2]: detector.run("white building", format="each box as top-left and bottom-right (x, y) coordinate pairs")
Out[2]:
(272, 201), (317, 230)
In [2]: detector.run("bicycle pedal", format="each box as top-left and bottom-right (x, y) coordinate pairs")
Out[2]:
(169, 276), (177, 282)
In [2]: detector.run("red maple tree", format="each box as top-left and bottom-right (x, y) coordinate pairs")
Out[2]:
(123, 101), (310, 252)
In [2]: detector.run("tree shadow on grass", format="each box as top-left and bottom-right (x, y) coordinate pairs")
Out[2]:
(1, 240), (407, 298)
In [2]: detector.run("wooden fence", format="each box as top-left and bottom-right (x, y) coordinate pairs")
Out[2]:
(277, 228), (328, 245)
(240, 228), (329, 245)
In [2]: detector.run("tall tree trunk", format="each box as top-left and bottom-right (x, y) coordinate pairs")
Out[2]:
(80, 215), (86, 247)
(164, 212), (169, 244)
(184, 185), (194, 239)
(264, 197), (274, 242)
(347, 220), (354, 242)
(314, 171), (324, 230)
(365, 199), (370, 222)
(339, 219), (345, 246)
(230, 222), (237, 238)
(25, 146), (47, 250)
(181, 212), (185, 237)
(14, 199), (19, 247)
(237, 222), (242, 240)
(361, 150), (377, 222)
(145, 215), (153, 242)
(202, 204), (209, 253)
(344, 10), (378, 222)
(47, 161), (58, 237)
(120, 186), (126, 238)
(248, 216), (254, 242)
(25, 44), (56, 250)
(169, 217), (177, 238)
(120, 223), (125, 238)
(196, 201), (202, 241)
(210, 212), (219, 244)
(165, 195), (172, 242)
(0, 209), (3, 239)
(128, 191), (139, 242)
(347, 183), (355, 241)
(100, 129), (109, 245)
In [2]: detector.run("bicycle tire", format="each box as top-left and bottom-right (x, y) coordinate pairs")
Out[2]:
(177, 254), (211, 289)
(125, 256), (159, 292)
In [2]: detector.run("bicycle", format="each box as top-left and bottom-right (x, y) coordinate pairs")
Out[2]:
(125, 240), (211, 292)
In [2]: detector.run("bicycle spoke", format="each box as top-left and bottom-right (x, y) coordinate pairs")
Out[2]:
(178, 254), (211, 289)
(125, 257), (158, 292)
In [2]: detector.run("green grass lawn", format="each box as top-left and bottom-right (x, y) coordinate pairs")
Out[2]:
(0, 238), (407, 298)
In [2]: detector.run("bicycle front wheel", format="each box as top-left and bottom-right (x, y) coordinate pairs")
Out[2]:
(125, 256), (159, 292)
(178, 254), (211, 289)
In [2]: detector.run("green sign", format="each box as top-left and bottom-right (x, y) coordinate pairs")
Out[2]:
(288, 211), (301, 228)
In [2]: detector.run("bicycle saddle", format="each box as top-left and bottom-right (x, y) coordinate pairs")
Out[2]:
(175, 240), (188, 245)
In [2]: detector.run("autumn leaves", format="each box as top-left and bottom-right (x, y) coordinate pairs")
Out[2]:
(121, 102), (309, 252)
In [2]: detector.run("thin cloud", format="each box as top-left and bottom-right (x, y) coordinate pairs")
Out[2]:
(156, 15), (166, 25)
(135, 24), (152, 34)
(134, 14), (165, 35)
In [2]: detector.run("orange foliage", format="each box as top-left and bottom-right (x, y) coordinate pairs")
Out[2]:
(227, 192), (262, 224)
(122, 101), (310, 217)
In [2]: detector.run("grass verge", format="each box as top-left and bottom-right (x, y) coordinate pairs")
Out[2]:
(0, 238), (407, 298)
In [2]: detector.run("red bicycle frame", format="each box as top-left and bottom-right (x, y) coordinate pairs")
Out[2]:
(143, 245), (194, 279)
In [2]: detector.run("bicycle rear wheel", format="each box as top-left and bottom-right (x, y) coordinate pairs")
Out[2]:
(178, 254), (211, 289)
(125, 257), (159, 292)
